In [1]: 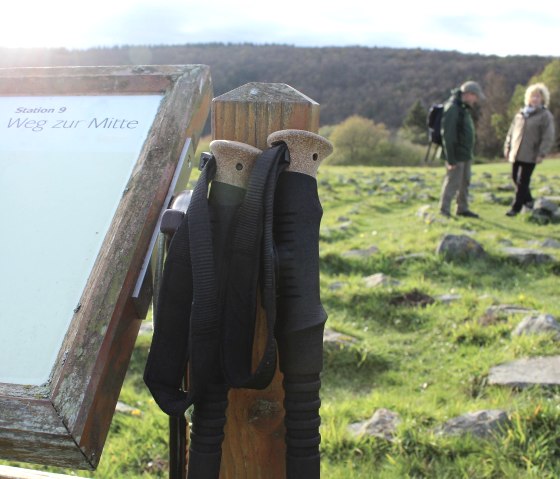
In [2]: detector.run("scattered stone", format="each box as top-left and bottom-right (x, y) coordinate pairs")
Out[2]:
(342, 246), (379, 258)
(436, 234), (486, 261)
(364, 273), (400, 288)
(489, 356), (560, 387)
(537, 186), (555, 196)
(379, 184), (395, 193)
(478, 305), (536, 326)
(436, 294), (462, 304)
(389, 289), (434, 307)
(497, 184), (515, 192)
(348, 408), (401, 441)
(408, 175), (425, 183)
(542, 238), (560, 249)
(512, 314), (560, 339)
(482, 192), (499, 203)
(498, 238), (514, 247)
(328, 281), (347, 291)
(116, 401), (142, 416)
(416, 204), (433, 220)
(323, 329), (358, 351)
(502, 247), (555, 265)
(338, 221), (353, 230)
(338, 216), (351, 222)
(535, 198), (558, 213)
(529, 198), (560, 224)
(486, 304), (536, 316)
(434, 410), (510, 439)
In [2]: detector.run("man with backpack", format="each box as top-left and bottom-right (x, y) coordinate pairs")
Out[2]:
(438, 80), (485, 218)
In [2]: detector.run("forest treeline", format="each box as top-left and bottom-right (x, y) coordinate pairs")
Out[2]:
(1, 43), (555, 157)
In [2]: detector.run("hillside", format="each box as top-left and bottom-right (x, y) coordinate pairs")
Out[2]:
(0, 43), (552, 130)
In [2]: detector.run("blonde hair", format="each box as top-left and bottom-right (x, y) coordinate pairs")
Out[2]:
(525, 83), (550, 107)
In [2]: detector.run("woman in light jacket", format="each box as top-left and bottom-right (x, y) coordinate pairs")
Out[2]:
(504, 83), (555, 216)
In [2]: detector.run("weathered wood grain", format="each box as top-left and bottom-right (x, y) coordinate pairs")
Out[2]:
(212, 83), (320, 479)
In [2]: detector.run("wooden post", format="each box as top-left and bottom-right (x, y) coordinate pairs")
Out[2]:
(211, 83), (320, 479)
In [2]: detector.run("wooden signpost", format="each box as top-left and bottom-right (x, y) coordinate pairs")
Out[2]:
(212, 82), (321, 479)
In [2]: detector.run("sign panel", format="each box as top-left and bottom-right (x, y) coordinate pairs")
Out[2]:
(0, 95), (162, 385)
(0, 65), (212, 470)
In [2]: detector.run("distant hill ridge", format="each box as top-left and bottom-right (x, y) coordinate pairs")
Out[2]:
(0, 43), (552, 129)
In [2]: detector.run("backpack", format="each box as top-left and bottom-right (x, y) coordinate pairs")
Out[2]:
(427, 103), (444, 146)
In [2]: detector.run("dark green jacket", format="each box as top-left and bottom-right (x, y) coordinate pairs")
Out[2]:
(440, 89), (475, 165)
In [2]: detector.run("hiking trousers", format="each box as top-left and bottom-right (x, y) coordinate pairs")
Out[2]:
(439, 160), (471, 215)
(511, 161), (536, 212)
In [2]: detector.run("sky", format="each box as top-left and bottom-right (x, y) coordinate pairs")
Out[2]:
(1, 0), (558, 57)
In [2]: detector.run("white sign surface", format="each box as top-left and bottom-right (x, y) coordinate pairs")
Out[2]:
(0, 95), (163, 385)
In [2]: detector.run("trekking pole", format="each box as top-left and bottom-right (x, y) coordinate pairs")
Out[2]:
(423, 142), (432, 164)
(185, 140), (263, 479)
(267, 129), (333, 479)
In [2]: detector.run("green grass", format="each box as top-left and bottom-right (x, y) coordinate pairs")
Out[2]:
(4, 158), (560, 478)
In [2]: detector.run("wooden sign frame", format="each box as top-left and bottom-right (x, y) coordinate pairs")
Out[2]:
(0, 65), (212, 470)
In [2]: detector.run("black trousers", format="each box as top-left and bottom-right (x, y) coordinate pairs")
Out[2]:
(511, 161), (536, 212)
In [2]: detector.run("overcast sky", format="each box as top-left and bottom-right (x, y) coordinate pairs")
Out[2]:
(1, 0), (558, 57)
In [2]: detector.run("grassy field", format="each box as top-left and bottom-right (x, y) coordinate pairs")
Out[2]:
(4, 158), (560, 478)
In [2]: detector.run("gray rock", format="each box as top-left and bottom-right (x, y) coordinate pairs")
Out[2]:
(328, 281), (347, 291)
(482, 192), (499, 203)
(485, 305), (536, 316)
(323, 329), (358, 351)
(478, 304), (536, 326)
(435, 410), (509, 439)
(542, 238), (560, 249)
(512, 314), (560, 338)
(489, 356), (560, 387)
(116, 401), (142, 416)
(364, 273), (400, 288)
(416, 204), (433, 219)
(348, 408), (401, 441)
(436, 294), (462, 304)
(502, 247), (555, 265)
(408, 175), (425, 183)
(538, 186), (555, 196)
(436, 234), (486, 261)
(534, 197), (558, 213)
(342, 246), (379, 258)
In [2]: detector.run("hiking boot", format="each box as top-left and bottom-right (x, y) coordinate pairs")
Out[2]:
(457, 210), (479, 218)
(505, 209), (518, 217)
(439, 210), (451, 218)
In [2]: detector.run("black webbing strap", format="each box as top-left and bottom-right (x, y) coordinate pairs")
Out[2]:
(145, 143), (290, 418)
(221, 143), (290, 389)
(144, 157), (216, 417)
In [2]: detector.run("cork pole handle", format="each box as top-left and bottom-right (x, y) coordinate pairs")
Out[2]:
(267, 129), (333, 177)
(210, 140), (262, 189)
